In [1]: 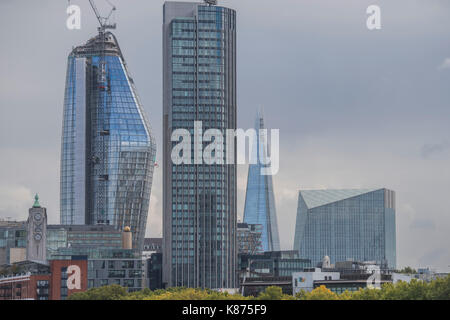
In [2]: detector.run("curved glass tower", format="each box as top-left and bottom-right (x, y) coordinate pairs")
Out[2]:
(243, 112), (280, 252)
(60, 31), (156, 251)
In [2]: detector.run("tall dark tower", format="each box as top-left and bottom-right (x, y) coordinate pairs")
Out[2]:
(60, 7), (156, 251)
(163, 1), (237, 288)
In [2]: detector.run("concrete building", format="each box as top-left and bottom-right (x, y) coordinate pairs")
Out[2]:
(0, 220), (26, 265)
(292, 259), (412, 295)
(143, 238), (162, 253)
(0, 259), (88, 300)
(292, 269), (341, 295)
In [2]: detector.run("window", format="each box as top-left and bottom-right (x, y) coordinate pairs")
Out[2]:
(123, 279), (134, 288)
(108, 270), (126, 278)
(121, 260), (134, 269)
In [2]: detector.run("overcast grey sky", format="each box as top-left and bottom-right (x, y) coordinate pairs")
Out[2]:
(1, 0), (450, 271)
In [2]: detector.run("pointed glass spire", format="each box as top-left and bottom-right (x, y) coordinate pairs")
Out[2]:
(243, 110), (280, 252)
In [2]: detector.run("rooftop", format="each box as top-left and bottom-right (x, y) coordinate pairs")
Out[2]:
(299, 189), (381, 209)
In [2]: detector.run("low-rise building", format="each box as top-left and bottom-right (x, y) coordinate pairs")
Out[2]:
(239, 250), (311, 279)
(0, 220), (27, 265)
(47, 224), (123, 259)
(238, 251), (311, 296)
(292, 259), (417, 295)
(241, 276), (293, 297)
(0, 259), (88, 300)
(292, 268), (340, 294)
(147, 252), (163, 290)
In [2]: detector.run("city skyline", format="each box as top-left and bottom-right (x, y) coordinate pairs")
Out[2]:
(1, 0), (450, 272)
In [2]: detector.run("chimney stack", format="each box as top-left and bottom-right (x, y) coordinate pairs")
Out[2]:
(122, 226), (132, 249)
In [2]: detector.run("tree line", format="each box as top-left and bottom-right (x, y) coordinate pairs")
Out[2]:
(68, 274), (450, 300)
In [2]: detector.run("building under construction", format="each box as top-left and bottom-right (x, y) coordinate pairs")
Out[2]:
(60, 2), (156, 251)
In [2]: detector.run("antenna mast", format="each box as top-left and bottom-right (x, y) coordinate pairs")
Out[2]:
(204, 0), (218, 5)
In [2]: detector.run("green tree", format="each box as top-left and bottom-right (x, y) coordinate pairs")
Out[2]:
(256, 286), (294, 300)
(67, 274), (450, 300)
(143, 287), (249, 300)
(296, 285), (339, 300)
(69, 284), (128, 300)
(426, 275), (450, 300)
(397, 266), (417, 274)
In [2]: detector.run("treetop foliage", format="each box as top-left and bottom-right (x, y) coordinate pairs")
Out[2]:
(68, 275), (450, 300)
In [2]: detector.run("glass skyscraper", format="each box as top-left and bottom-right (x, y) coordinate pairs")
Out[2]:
(162, 1), (237, 288)
(60, 31), (156, 251)
(293, 189), (396, 269)
(243, 112), (280, 252)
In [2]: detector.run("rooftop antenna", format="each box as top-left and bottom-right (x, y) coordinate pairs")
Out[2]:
(89, 0), (116, 33)
(204, 0), (218, 5)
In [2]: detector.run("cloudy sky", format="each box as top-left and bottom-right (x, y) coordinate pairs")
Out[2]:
(1, 0), (449, 271)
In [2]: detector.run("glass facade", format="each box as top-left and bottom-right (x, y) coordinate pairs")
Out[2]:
(238, 250), (311, 279)
(88, 257), (144, 292)
(163, 2), (237, 288)
(60, 31), (156, 250)
(46, 225), (122, 259)
(0, 222), (27, 264)
(293, 189), (397, 269)
(46, 228), (68, 258)
(243, 113), (280, 252)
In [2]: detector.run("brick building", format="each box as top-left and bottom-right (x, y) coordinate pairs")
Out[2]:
(0, 259), (88, 300)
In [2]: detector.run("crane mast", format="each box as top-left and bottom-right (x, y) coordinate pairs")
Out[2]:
(88, 0), (116, 33)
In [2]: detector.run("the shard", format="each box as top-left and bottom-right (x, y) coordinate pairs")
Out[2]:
(243, 111), (280, 252)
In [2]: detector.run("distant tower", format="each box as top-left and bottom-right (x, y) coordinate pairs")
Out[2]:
(26, 194), (47, 264)
(243, 110), (280, 252)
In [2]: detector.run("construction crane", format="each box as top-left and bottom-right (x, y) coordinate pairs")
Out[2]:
(88, 0), (116, 32)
